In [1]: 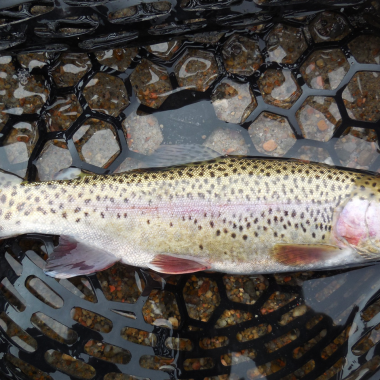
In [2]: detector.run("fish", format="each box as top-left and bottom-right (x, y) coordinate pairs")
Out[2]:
(0, 156), (380, 278)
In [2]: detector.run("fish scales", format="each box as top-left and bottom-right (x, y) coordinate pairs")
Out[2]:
(1, 157), (380, 277)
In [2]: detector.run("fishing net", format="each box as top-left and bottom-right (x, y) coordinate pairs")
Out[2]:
(1, 0), (380, 379)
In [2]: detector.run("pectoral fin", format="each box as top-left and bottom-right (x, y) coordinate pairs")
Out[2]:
(44, 235), (118, 279)
(273, 244), (345, 267)
(148, 254), (211, 274)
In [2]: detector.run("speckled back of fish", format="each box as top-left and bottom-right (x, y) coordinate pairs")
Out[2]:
(1, 157), (380, 278)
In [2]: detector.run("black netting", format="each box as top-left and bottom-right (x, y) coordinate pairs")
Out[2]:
(0, 0), (374, 53)
(1, 0), (380, 380)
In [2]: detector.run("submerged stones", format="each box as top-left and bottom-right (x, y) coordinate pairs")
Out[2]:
(258, 69), (301, 109)
(300, 49), (349, 90)
(249, 112), (296, 156)
(0, 56), (48, 130)
(130, 59), (172, 108)
(296, 96), (341, 142)
(309, 12), (351, 43)
(211, 79), (257, 124)
(73, 119), (120, 168)
(95, 47), (138, 71)
(83, 73), (129, 117)
(44, 94), (82, 132)
(52, 53), (91, 87)
(342, 71), (380, 123)
(122, 112), (163, 155)
(266, 24), (307, 64)
(222, 34), (263, 76)
(175, 49), (218, 92)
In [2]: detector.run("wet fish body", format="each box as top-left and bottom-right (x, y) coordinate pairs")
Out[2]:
(1, 157), (380, 278)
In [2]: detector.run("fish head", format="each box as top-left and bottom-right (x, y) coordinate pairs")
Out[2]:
(366, 200), (380, 251)
(335, 191), (380, 257)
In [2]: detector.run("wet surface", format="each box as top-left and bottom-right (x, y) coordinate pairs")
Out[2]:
(257, 69), (302, 109)
(175, 49), (219, 92)
(222, 34), (263, 76)
(266, 24), (307, 65)
(296, 96), (342, 142)
(130, 59), (172, 109)
(335, 127), (379, 170)
(309, 12), (351, 43)
(248, 112), (296, 156)
(211, 79), (257, 124)
(1, 1), (380, 380)
(342, 71), (380, 122)
(300, 49), (350, 90)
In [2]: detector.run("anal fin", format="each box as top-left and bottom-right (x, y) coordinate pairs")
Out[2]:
(148, 254), (211, 274)
(273, 244), (345, 267)
(44, 235), (118, 279)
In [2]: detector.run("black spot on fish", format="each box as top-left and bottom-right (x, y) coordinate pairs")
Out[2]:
(216, 230), (220, 236)
(37, 207), (47, 215)
(62, 212), (67, 219)
(76, 218), (80, 223)
(0, 195), (6, 204)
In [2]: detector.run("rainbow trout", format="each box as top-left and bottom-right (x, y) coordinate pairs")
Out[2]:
(0, 157), (380, 278)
